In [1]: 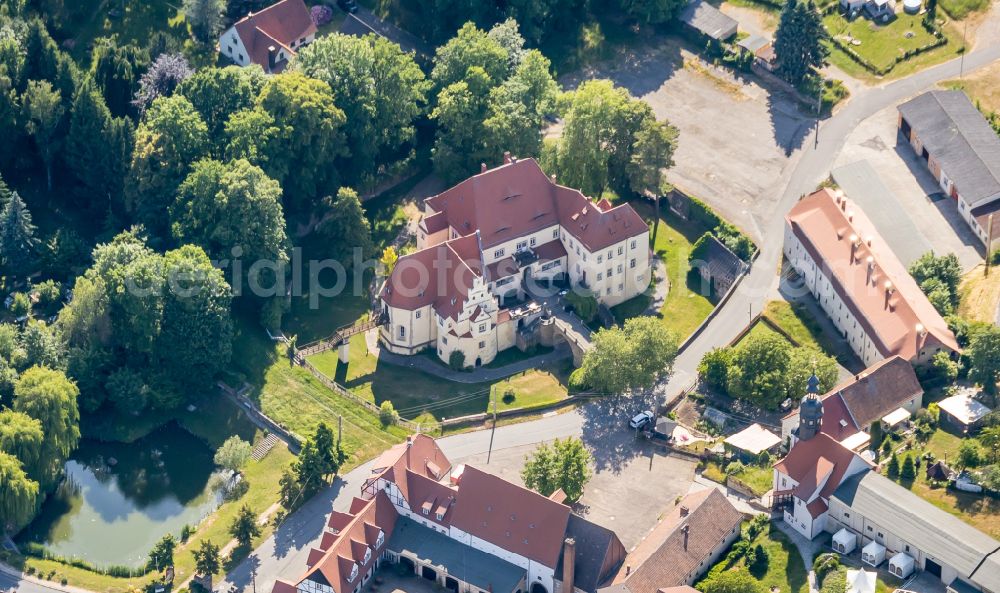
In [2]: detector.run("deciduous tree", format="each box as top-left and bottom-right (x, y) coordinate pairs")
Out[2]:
(21, 79), (64, 190)
(0, 452), (38, 533)
(230, 504), (261, 548)
(183, 0), (226, 43)
(969, 325), (1000, 398)
(178, 65), (266, 142)
(12, 366), (80, 489)
(626, 118), (678, 244)
(214, 435), (252, 476)
(133, 53), (193, 112)
(294, 34), (430, 180)
(578, 316), (679, 394)
(312, 187), (373, 265)
(193, 539), (221, 577)
(521, 437), (592, 502)
(127, 94), (209, 235)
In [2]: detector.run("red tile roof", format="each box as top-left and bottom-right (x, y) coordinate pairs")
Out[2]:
(773, 433), (869, 502)
(232, 0), (316, 70)
(610, 489), (745, 592)
(379, 234), (483, 320)
(296, 492), (397, 593)
(449, 465), (571, 569)
(786, 189), (959, 361)
(424, 158), (646, 252)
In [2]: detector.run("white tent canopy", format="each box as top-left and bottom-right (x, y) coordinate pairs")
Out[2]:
(889, 552), (915, 579)
(881, 407), (911, 430)
(833, 528), (857, 554)
(862, 540), (886, 566)
(846, 569), (877, 593)
(724, 423), (781, 455)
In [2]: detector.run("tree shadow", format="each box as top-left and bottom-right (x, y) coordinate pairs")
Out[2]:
(766, 90), (818, 157)
(578, 391), (662, 474)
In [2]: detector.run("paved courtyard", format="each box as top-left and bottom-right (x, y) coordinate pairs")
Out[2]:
(833, 103), (984, 272)
(455, 421), (698, 549)
(560, 39), (816, 244)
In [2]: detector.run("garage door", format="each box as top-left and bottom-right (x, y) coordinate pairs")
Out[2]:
(925, 559), (942, 579)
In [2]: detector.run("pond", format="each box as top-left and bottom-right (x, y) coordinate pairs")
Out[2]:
(17, 422), (223, 570)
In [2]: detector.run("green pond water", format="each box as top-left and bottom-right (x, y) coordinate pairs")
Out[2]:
(17, 422), (223, 569)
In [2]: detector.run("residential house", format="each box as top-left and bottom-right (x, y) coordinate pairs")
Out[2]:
(898, 90), (1000, 252)
(379, 155), (650, 367)
(219, 0), (317, 73)
(598, 489), (746, 593)
(270, 434), (626, 593)
(780, 356), (924, 447)
(784, 188), (960, 367)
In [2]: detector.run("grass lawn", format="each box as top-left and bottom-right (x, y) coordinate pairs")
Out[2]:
(307, 334), (572, 420)
(612, 202), (716, 341)
(939, 0), (990, 19)
(957, 265), (1000, 323)
(703, 527), (809, 593)
(883, 428), (1000, 538)
(703, 460), (774, 495)
(762, 300), (844, 357)
(944, 63), (1000, 115)
(736, 317), (786, 346)
(823, 13), (966, 80)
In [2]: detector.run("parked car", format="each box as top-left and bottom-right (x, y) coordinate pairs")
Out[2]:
(628, 410), (654, 429)
(337, 0), (358, 13)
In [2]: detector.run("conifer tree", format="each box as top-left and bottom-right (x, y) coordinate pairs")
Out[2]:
(0, 192), (37, 281)
(774, 0), (829, 86)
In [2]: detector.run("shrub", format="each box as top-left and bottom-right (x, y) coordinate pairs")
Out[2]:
(9, 292), (30, 318)
(813, 553), (841, 583)
(33, 280), (62, 309)
(747, 543), (769, 576)
(820, 568), (847, 593)
(724, 460), (747, 475)
(379, 401), (398, 426)
(959, 440), (984, 468)
(310, 5), (334, 25)
(565, 289), (598, 322)
(502, 388), (516, 404)
(448, 350), (465, 371)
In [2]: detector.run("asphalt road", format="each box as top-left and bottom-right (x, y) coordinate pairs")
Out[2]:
(4, 38), (1000, 593)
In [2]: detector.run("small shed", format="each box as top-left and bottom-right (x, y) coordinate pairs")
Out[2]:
(654, 417), (679, 440)
(677, 0), (738, 42)
(862, 540), (886, 567)
(938, 391), (992, 434)
(926, 460), (953, 482)
(724, 423), (781, 459)
(840, 431), (871, 452)
(881, 407), (911, 431)
(846, 569), (876, 593)
(691, 234), (747, 297)
(888, 552), (915, 579)
(833, 528), (857, 554)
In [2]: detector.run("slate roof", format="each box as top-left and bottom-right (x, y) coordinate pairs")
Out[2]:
(898, 90), (1000, 208)
(387, 517), (525, 593)
(696, 235), (746, 284)
(604, 489), (745, 593)
(556, 514), (627, 593)
(678, 0), (739, 40)
(832, 471), (1000, 593)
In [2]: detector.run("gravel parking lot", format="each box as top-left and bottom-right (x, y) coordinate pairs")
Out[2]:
(560, 38), (815, 244)
(833, 103), (984, 271)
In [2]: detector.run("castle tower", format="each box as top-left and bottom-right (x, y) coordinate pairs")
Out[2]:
(797, 373), (823, 441)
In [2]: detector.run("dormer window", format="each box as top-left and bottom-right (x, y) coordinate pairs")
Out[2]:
(363, 547), (372, 564)
(349, 564), (358, 582)
(436, 512), (444, 520)
(376, 531), (385, 548)
(422, 507), (429, 515)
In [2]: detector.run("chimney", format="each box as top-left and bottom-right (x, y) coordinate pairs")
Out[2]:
(626, 566), (632, 576)
(550, 174), (557, 183)
(841, 197), (848, 212)
(267, 45), (277, 72)
(866, 256), (875, 283)
(682, 524), (690, 551)
(562, 538), (576, 593)
(679, 506), (690, 517)
(503, 151), (512, 165)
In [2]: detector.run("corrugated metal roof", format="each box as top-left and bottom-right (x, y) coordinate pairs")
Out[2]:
(678, 0), (738, 40)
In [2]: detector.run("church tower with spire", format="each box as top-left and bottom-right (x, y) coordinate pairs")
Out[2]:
(796, 373), (824, 441)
